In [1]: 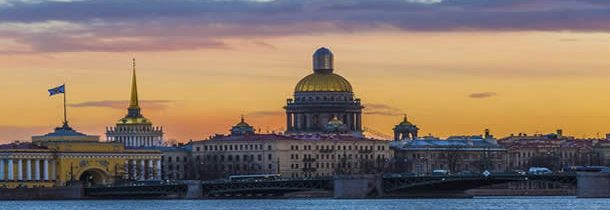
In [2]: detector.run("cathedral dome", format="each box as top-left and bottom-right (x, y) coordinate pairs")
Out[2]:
(294, 47), (353, 92)
(295, 73), (352, 92)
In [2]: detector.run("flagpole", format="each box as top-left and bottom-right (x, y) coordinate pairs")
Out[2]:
(63, 84), (67, 124)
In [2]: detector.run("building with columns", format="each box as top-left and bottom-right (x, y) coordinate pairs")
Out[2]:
(106, 59), (164, 147)
(285, 47), (364, 136)
(0, 122), (162, 188)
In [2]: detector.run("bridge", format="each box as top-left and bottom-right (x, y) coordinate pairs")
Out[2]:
(81, 174), (577, 199)
(380, 174), (576, 198)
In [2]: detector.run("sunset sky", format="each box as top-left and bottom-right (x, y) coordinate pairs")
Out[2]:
(2, 0), (610, 142)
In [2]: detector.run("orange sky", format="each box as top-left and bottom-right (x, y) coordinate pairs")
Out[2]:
(2, 31), (610, 142)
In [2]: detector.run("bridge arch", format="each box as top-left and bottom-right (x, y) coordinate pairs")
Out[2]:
(78, 167), (111, 187)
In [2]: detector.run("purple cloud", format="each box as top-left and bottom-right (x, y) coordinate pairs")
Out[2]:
(363, 103), (403, 116)
(468, 92), (497, 99)
(1, 0), (610, 53)
(69, 100), (172, 110)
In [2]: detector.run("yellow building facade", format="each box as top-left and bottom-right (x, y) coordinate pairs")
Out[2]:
(0, 123), (161, 188)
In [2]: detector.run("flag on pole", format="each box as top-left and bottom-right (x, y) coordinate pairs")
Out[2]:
(48, 84), (65, 96)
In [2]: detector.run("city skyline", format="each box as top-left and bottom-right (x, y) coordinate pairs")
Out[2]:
(2, 0), (610, 142)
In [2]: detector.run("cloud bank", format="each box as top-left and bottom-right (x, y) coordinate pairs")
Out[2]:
(69, 100), (172, 110)
(1, 0), (610, 53)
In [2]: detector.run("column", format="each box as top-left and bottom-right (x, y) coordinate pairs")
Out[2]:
(130, 160), (136, 180)
(26, 159), (32, 180)
(51, 160), (56, 181)
(148, 160), (153, 180)
(34, 159), (40, 181)
(305, 113), (311, 130)
(139, 160), (145, 180)
(43, 160), (49, 181)
(124, 160), (129, 179)
(0, 160), (4, 181)
(17, 159), (22, 180)
(155, 160), (162, 180)
(295, 113), (302, 130)
(347, 113), (354, 130)
(7, 159), (13, 180)
(356, 113), (362, 130)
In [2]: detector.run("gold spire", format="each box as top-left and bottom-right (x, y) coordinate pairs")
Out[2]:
(129, 58), (139, 109)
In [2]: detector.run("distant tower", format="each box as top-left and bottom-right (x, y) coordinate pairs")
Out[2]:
(284, 47), (364, 136)
(484, 129), (493, 139)
(230, 115), (255, 136)
(106, 59), (164, 147)
(393, 115), (419, 141)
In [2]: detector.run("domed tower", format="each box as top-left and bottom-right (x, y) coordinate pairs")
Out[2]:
(284, 47), (363, 136)
(393, 115), (419, 141)
(230, 115), (255, 136)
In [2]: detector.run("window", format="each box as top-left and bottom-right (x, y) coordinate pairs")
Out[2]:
(258, 155), (262, 161)
(268, 154), (272, 160)
(196, 147), (200, 152)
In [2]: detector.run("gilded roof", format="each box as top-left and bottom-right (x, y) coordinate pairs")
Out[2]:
(117, 116), (151, 125)
(295, 72), (352, 92)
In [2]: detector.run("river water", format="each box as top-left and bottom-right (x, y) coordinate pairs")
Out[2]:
(0, 197), (608, 210)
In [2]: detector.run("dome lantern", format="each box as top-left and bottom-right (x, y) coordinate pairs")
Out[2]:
(294, 47), (352, 92)
(313, 47), (333, 73)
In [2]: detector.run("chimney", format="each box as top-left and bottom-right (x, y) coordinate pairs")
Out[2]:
(557, 129), (563, 137)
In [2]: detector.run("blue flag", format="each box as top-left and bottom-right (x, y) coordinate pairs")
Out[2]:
(48, 84), (65, 96)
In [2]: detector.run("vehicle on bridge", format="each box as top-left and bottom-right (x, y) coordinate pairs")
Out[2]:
(562, 166), (610, 173)
(228, 174), (281, 182)
(528, 167), (552, 175)
(431, 170), (449, 176)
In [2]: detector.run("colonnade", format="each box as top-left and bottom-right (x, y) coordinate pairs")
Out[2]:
(0, 159), (55, 181)
(125, 159), (162, 180)
(286, 112), (362, 131)
(118, 136), (161, 147)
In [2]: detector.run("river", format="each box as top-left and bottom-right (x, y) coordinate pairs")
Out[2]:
(1, 197), (608, 210)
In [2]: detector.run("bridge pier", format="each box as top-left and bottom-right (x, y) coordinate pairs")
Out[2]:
(184, 180), (203, 199)
(333, 174), (383, 199)
(577, 170), (610, 198)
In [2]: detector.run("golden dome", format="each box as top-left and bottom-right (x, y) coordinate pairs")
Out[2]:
(295, 73), (353, 92)
(117, 116), (151, 125)
(397, 115), (414, 126)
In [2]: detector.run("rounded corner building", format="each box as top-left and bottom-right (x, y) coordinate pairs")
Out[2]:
(284, 47), (364, 136)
